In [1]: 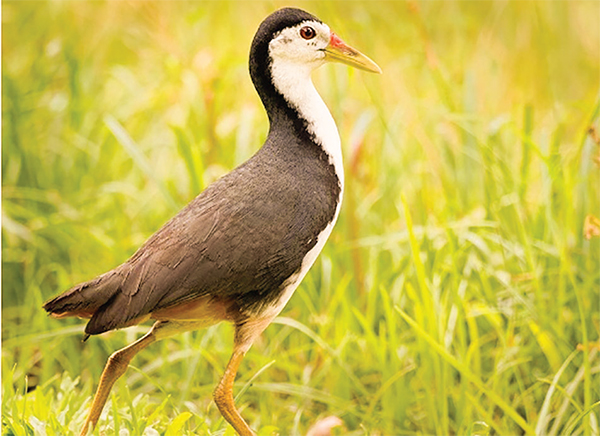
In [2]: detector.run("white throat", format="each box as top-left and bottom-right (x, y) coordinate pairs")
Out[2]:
(268, 58), (345, 189)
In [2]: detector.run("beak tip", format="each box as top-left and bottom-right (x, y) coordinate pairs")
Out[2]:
(363, 59), (382, 74)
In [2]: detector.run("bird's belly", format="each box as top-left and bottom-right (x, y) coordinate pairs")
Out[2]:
(152, 295), (234, 325)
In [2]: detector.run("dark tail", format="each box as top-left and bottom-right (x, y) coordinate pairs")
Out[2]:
(43, 270), (121, 330)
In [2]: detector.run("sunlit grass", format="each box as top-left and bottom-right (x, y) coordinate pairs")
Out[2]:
(3, 1), (599, 435)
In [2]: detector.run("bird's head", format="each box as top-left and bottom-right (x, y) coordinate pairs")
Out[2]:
(249, 8), (381, 118)
(267, 16), (382, 74)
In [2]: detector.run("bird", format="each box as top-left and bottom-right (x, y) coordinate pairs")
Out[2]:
(43, 7), (380, 436)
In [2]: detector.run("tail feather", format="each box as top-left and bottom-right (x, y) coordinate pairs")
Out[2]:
(84, 290), (155, 335)
(43, 261), (164, 336)
(43, 271), (121, 321)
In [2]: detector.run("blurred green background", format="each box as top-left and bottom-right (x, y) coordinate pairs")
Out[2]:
(3, 1), (599, 435)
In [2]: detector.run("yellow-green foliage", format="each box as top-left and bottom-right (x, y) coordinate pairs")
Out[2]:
(3, 1), (599, 435)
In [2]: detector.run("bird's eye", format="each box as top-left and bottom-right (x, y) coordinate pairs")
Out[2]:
(300, 26), (316, 40)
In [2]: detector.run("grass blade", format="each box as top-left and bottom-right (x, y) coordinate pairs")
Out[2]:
(104, 114), (179, 212)
(395, 306), (536, 435)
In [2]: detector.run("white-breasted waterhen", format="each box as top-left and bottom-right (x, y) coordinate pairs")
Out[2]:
(43, 8), (380, 436)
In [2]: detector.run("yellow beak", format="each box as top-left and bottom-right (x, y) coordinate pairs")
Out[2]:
(323, 32), (382, 74)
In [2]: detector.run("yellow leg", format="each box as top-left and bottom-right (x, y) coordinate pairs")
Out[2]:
(213, 318), (273, 436)
(214, 349), (255, 436)
(80, 317), (268, 436)
(79, 321), (168, 436)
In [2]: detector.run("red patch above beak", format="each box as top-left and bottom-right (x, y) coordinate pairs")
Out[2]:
(329, 32), (347, 49)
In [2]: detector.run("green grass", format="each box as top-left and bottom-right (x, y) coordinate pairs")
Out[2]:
(3, 1), (599, 435)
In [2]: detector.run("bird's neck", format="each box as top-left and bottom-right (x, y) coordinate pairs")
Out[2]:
(271, 60), (342, 177)
(252, 58), (344, 187)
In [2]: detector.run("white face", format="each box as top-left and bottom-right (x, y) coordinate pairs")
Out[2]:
(268, 20), (331, 68)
